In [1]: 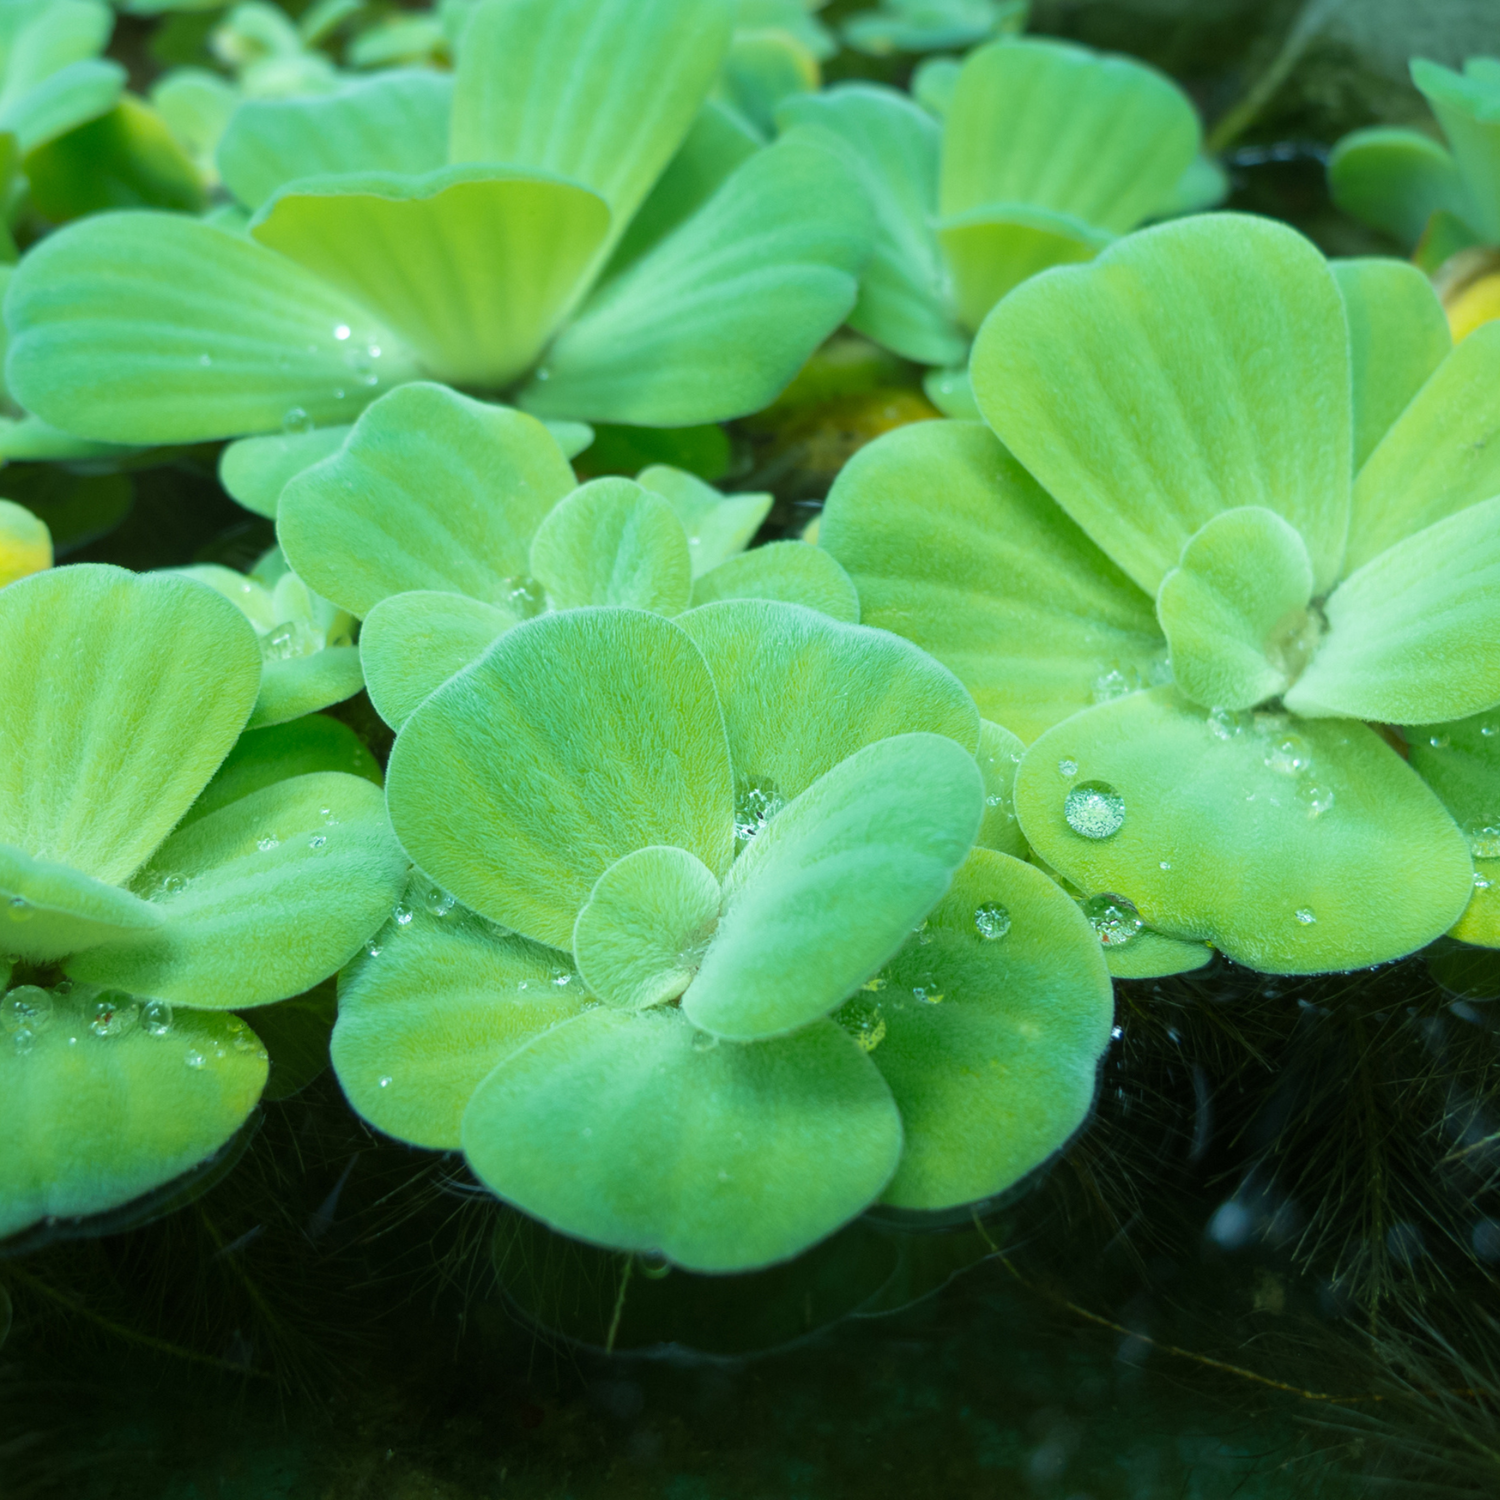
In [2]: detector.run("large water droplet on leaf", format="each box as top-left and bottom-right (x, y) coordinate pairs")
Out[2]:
(1065, 780), (1125, 840)
(1082, 893), (1142, 947)
(973, 902), (1011, 940)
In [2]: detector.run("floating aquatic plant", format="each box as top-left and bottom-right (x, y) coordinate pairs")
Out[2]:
(841, 0), (1027, 59)
(0, 564), (405, 1240)
(332, 600), (1111, 1270)
(822, 213), (1499, 975)
(3, 0), (871, 458)
(778, 36), (1203, 403)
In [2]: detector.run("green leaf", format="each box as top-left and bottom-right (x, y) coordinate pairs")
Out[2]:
(528, 477), (692, 613)
(0, 991), (265, 1241)
(1013, 688), (1474, 974)
(683, 733), (983, 1040)
(150, 67), (237, 178)
(247, 645), (364, 730)
(450, 0), (732, 262)
(973, 214), (1352, 597)
(277, 383), (576, 617)
(857, 847), (1111, 1209)
(1348, 322), (1500, 574)
(1331, 257), (1451, 472)
(691, 541), (858, 620)
(1408, 710), (1500, 948)
(250, 166), (611, 388)
(1151, 151), (1228, 218)
(3, 57), (124, 154)
(68, 772), (407, 1008)
(1327, 126), (1469, 247)
(520, 135), (869, 426)
(1411, 58), (1500, 243)
(938, 205), (1113, 334)
(0, 496), (49, 586)
(332, 901), (588, 1149)
(0, 841), (163, 964)
(1286, 497), (1500, 726)
(940, 38), (1199, 234)
(219, 424), (352, 519)
(679, 598), (979, 807)
(573, 845), (721, 1010)
(921, 366), (979, 419)
(359, 590), (516, 730)
(1103, 927), (1213, 979)
(819, 420), (1163, 742)
(1156, 507), (1315, 712)
(23, 94), (205, 221)
(461, 1004), (901, 1271)
(637, 463), (770, 577)
(387, 609), (734, 950)
(976, 719), (1026, 858)
(183, 713), (381, 828)
(777, 84), (964, 366)
(217, 70), (453, 211)
(0, 566), (259, 886)
(5, 211), (418, 444)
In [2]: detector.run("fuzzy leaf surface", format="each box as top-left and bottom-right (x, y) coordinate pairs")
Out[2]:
(637, 464), (770, 577)
(691, 542), (859, 620)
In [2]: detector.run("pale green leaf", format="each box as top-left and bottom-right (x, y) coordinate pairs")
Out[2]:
(359, 590), (516, 730)
(5, 211), (418, 444)
(636, 463), (770, 577)
(1332, 257), (1451, 471)
(250, 166), (611, 388)
(940, 38), (1199, 233)
(1156, 507), (1315, 712)
(1151, 151), (1228, 218)
(332, 901), (588, 1149)
(277, 382), (576, 617)
(976, 719), (1026, 858)
(247, 644), (364, 730)
(691, 541), (858, 620)
(0, 841), (162, 964)
(973, 214), (1351, 597)
(219, 424), (352, 519)
(217, 70), (453, 211)
(68, 772), (407, 1008)
(1412, 58), (1500, 243)
(2, 57), (123, 154)
(922, 366), (979, 419)
(1287, 497), (1500, 726)
(1014, 688), (1473, 973)
(520, 136), (869, 426)
(679, 597), (979, 807)
(386, 609), (734, 950)
(461, 1004), (901, 1271)
(0, 566), (259, 886)
(683, 733), (983, 1039)
(0, 993), (265, 1240)
(819, 420), (1163, 741)
(1103, 927), (1214, 979)
(528, 477), (692, 613)
(573, 846), (721, 1010)
(1328, 126), (1469, 247)
(151, 67), (238, 176)
(859, 847), (1111, 1209)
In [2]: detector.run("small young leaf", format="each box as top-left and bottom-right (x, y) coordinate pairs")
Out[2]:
(691, 541), (859, 620)
(976, 719), (1026, 858)
(219, 424), (352, 519)
(637, 463), (770, 576)
(1327, 126), (1468, 247)
(248, 644), (364, 729)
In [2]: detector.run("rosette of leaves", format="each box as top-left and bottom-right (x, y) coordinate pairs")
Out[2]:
(3, 0), (872, 455)
(331, 598), (1111, 1270)
(271, 381), (861, 730)
(0, 563), (406, 1240)
(172, 544), (364, 730)
(841, 0), (1027, 58)
(821, 213), (1500, 976)
(775, 37), (1203, 405)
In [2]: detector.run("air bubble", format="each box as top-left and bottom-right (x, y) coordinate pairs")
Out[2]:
(1057, 758), (1078, 778)
(1082, 893), (1142, 948)
(1064, 780), (1125, 840)
(973, 901), (1011, 940)
(88, 991), (138, 1038)
(141, 999), (173, 1036)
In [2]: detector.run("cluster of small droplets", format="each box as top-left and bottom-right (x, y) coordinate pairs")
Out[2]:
(1082, 893), (1143, 947)
(732, 774), (786, 852)
(1064, 780), (1125, 840)
(1464, 818), (1500, 859)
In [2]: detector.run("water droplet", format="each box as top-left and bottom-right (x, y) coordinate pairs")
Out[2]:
(498, 574), (546, 618)
(1091, 668), (1131, 704)
(261, 620), (317, 661)
(7, 895), (31, 922)
(1263, 735), (1311, 776)
(1428, 733), (1451, 750)
(1482, 723), (1497, 738)
(333, 324), (351, 341)
(88, 991), (139, 1037)
(1083, 893), (1143, 947)
(1057, 758), (1078, 778)
(199, 353), (213, 367)
(159, 873), (188, 896)
(185, 1048), (206, 1069)
(733, 773), (786, 852)
(365, 940), (383, 958)
(282, 406), (313, 435)
(393, 903), (414, 927)
(415, 876), (456, 917)
(1158, 860), (1172, 871)
(308, 834), (327, 850)
(912, 980), (945, 1004)
(638, 1252), (671, 1280)
(332, 387), (346, 401)
(2, 986), (53, 1035)
(378, 1075), (392, 1088)
(535, 365), (552, 383)
(690, 1030), (718, 1052)
(861, 974), (887, 992)
(549, 968), (573, 988)
(1294, 908), (1316, 925)
(256, 835), (280, 852)
(973, 901), (1011, 940)
(141, 999), (173, 1036)
(1206, 706), (1247, 741)
(52, 979), (72, 996)
(1300, 783), (1335, 817)
(1475, 872), (1494, 891)
(12, 1026), (35, 1055)
(1064, 780), (1125, 840)
(1110, 1024), (1124, 1040)
(1465, 819), (1500, 859)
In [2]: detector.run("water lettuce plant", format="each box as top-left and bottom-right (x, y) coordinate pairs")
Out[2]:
(0, 563), (406, 1240)
(272, 381), (861, 730)
(331, 598), (1111, 1270)
(776, 36), (1202, 398)
(841, 0), (1027, 58)
(3, 0), (871, 454)
(821, 213), (1499, 975)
